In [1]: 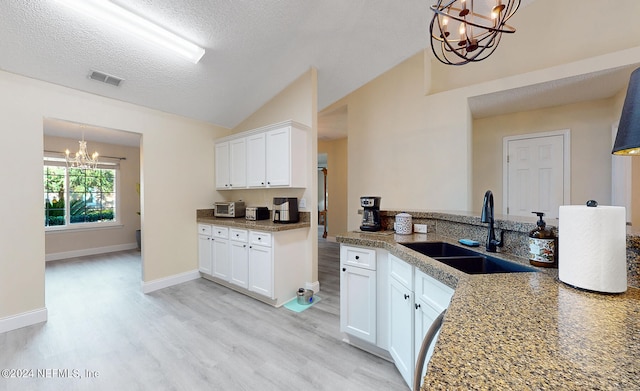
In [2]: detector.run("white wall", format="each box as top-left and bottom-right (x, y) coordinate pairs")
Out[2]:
(0, 69), (227, 322)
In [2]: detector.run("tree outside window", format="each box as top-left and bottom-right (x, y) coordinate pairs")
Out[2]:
(44, 165), (116, 227)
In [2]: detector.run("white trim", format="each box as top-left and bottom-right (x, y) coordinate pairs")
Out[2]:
(215, 119), (310, 143)
(502, 129), (571, 215)
(305, 280), (320, 294)
(611, 123), (633, 223)
(45, 222), (124, 233)
(0, 308), (48, 334)
(142, 270), (201, 294)
(45, 243), (138, 261)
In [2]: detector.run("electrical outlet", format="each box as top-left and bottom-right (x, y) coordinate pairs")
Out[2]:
(414, 224), (427, 234)
(299, 198), (307, 208)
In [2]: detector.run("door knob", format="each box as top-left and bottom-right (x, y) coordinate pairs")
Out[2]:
(342, 268), (346, 272)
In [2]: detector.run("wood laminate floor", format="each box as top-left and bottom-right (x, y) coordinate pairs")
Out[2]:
(0, 237), (407, 391)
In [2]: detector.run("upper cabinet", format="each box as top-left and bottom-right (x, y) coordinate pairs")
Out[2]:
(215, 120), (309, 190)
(215, 138), (247, 189)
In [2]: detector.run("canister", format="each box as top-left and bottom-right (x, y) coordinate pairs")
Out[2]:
(394, 213), (413, 235)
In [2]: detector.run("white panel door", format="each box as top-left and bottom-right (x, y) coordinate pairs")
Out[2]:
(229, 138), (246, 188)
(265, 127), (291, 186)
(215, 142), (230, 189)
(246, 132), (266, 187)
(506, 135), (564, 219)
(388, 276), (414, 387)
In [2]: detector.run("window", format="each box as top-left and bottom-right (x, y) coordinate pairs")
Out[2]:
(44, 159), (117, 228)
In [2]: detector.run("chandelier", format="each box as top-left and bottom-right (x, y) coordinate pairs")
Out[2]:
(65, 135), (99, 170)
(429, 0), (520, 65)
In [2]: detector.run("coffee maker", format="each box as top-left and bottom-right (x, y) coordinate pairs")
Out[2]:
(360, 196), (382, 232)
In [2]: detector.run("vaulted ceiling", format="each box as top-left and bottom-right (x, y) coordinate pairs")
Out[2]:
(1, 0), (441, 130)
(6, 0), (632, 144)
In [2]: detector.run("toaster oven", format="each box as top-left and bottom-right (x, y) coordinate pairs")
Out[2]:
(214, 201), (246, 218)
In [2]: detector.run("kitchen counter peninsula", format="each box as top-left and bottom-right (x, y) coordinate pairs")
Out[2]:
(336, 230), (640, 390)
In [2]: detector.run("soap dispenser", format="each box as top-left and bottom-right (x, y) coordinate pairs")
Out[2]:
(528, 212), (557, 268)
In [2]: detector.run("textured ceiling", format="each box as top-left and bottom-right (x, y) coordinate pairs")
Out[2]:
(1, 0), (437, 130)
(10, 0), (625, 144)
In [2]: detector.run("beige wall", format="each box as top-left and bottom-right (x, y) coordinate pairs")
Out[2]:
(222, 68), (320, 285)
(318, 137), (348, 238)
(430, 0), (640, 93)
(0, 69), (227, 320)
(323, 52), (474, 231)
(43, 135), (141, 257)
(320, 1), (640, 232)
(472, 98), (618, 214)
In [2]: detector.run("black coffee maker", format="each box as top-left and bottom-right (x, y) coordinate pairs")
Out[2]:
(360, 196), (382, 232)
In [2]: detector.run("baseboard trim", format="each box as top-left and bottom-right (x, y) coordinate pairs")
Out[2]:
(46, 243), (138, 262)
(0, 308), (48, 334)
(142, 270), (201, 294)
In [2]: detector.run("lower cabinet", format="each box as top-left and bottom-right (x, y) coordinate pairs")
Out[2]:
(388, 255), (415, 387)
(230, 229), (249, 289)
(340, 245), (455, 391)
(248, 231), (273, 297)
(212, 227), (230, 280)
(198, 232), (213, 275)
(198, 224), (307, 307)
(340, 245), (377, 344)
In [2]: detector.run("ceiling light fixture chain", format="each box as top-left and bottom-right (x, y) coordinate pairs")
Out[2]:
(65, 129), (99, 170)
(429, 0), (520, 65)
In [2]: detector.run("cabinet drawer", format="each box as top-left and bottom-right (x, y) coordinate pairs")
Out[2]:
(389, 254), (413, 290)
(341, 245), (376, 270)
(198, 224), (212, 236)
(414, 269), (454, 311)
(212, 226), (229, 239)
(250, 231), (272, 247)
(230, 229), (248, 242)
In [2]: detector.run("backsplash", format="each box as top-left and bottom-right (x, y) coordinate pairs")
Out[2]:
(378, 210), (640, 289)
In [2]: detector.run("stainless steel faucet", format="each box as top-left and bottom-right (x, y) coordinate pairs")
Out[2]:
(481, 190), (504, 252)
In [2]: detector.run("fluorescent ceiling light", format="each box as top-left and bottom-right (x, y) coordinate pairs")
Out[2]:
(55, 0), (205, 64)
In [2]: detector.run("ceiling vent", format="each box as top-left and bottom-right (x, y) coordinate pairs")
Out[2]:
(88, 70), (123, 87)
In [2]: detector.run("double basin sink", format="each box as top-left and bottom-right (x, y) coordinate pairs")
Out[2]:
(400, 242), (537, 275)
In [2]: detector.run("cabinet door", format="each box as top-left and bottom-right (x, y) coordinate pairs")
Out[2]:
(229, 138), (246, 188)
(340, 265), (377, 344)
(215, 142), (230, 189)
(248, 244), (272, 298)
(230, 241), (249, 289)
(212, 237), (230, 281)
(389, 276), (414, 387)
(414, 297), (440, 384)
(265, 127), (290, 187)
(246, 133), (266, 187)
(198, 234), (212, 275)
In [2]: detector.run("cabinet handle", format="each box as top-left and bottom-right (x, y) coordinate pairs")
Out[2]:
(415, 303), (421, 309)
(342, 268), (346, 272)
(355, 255), (360, 260)
(404, 294), (410, 300)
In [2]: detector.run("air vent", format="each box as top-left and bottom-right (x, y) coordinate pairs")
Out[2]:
(88, 70), (124, 87)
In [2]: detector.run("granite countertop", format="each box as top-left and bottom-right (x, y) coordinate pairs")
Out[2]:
(336, 231), (640, 390)
(197, 216), (310, 232)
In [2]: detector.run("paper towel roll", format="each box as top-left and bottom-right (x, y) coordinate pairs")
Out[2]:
(558, 205), (627, 293)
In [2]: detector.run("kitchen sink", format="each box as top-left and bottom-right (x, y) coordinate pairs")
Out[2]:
(400, 242), (538, 274)
(401, 242), (479, 258)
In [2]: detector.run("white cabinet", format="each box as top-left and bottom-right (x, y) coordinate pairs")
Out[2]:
(413, 269), (454, 383)
(340, 245), (377, 344)
(215, 139), (246, 189)
(388, 255), (415, 387)
(246, 132), (266, 187)
(211, 226), (230, 281)
(229, 229), (249, 289)
(214, 142), (230, 189)
(248, 231), (272, 297)
(197, 224), (213, 275)
(197, 224), (307, 306)
(215, 120), (308, 190)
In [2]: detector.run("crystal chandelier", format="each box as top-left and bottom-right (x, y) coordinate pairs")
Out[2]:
(65, 134), (99, 169)
(429, 0), (520, 65)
